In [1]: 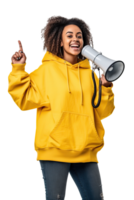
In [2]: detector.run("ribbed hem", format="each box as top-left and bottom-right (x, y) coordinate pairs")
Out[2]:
(36, 147), (99, 163)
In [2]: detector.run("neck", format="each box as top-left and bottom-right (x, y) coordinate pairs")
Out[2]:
(63, 52), (78, 64)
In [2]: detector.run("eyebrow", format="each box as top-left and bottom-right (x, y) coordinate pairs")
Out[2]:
(66, 31), (82, 34)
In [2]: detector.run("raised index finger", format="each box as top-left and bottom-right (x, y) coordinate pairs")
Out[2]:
(17, 38), (24, 51)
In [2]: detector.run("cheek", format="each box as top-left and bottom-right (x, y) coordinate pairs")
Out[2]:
(82, 41), (84, 46)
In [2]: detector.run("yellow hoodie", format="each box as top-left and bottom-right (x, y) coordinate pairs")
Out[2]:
(8, 51), (115, 163)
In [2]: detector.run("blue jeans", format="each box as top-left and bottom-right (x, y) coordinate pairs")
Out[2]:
(39, 160), (104, 200)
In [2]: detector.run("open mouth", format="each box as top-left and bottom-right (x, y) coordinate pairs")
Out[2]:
(70, 45), (80, 50)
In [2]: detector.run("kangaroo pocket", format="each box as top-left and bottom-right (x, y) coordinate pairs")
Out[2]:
(48, 111), (104, 152)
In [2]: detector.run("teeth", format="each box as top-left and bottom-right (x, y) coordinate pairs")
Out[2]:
(71, 45), (79, 47)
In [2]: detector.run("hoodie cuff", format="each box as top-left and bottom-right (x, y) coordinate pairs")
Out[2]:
(11, 63), (26, 73)
(102, 83), (113, 93)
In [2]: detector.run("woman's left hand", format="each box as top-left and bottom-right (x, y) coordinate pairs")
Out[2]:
(99, 74), (113, 87)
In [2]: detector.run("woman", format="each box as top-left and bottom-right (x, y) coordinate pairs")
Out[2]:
(8, 16), (115, 200)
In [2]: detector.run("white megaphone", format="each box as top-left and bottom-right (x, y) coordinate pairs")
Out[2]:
(81, 45), (125, 108)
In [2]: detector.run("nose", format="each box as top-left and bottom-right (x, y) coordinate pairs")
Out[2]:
(72, 38), (79, 42)
(72, 35), (79, 40)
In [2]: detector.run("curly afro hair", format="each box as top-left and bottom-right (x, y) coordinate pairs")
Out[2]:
(41, 16), (94, 60)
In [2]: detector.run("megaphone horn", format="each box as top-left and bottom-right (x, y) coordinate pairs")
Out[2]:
(81, 45), (125, 82)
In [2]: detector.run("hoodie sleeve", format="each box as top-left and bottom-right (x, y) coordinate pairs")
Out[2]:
(8, 63), (50, 111)
(92, 71), (115, 120)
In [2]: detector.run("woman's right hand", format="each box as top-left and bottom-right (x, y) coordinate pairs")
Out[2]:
(11, 40), (27, 64)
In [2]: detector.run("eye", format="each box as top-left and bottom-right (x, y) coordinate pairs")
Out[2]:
(67, 35), (82, 38)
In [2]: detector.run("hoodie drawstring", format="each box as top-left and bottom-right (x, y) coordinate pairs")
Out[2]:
(64, 61), (83, 105)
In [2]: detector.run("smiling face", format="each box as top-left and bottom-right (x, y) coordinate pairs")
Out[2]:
(60, 24), (84, 63)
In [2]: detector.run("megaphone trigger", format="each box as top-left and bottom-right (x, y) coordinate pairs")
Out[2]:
(98, 67), (101, 79)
